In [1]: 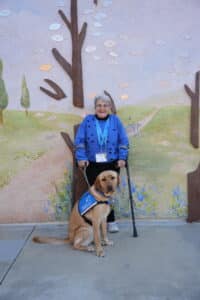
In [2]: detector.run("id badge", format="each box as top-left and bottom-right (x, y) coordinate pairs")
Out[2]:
(95, 153), (107, 162)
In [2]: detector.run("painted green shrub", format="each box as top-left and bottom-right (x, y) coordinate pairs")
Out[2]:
(48, 167), (73, 221)
(20, 75), (30, 116)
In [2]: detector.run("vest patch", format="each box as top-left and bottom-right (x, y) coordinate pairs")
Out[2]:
(78, 191), (98, 216)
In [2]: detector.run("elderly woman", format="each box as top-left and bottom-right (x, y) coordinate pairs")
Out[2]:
(75, 95), (129, 232)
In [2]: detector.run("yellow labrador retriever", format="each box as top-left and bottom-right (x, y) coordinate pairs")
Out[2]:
(33, 170), (119, 257)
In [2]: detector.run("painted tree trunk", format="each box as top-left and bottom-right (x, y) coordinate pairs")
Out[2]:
(187, 162), (200, 222)
(41, 0), (86, 108)
(184, 71), (200, 148)
(60, 127), (87, 206)
(0, 110), (3, 125)
(71, 0), (84, 108)
(72, 125), (88, 204)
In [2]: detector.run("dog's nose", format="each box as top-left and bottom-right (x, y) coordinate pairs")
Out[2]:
(107, 185), (113, 192)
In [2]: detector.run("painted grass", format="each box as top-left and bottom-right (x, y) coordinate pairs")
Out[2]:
(132, 106), (200, 174)
(0, 107), (153, 189)
(127, 106), (200, 217)
(118, 106), (156, 125)
(0, 110), (82, 187)
(50, 105), (199, 219)
(1, 106), (199, 219)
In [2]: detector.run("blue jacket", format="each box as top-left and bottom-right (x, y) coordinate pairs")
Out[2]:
(75, 114), (129, 162)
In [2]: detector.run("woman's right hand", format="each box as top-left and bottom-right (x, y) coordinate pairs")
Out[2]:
(78, 160), (89, 169)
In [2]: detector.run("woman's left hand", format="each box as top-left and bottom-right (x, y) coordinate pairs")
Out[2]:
(117, 160), (126, 168)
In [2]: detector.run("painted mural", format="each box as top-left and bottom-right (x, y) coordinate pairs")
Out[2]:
(0, 0), (200, 223)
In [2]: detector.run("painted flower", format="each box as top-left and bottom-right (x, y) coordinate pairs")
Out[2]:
(131, 182), (136, 193)
(137, 192), (144, 202)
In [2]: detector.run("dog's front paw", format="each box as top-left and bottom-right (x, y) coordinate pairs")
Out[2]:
(102, 239), (114, 246)
(87, 245), (95, 252)
(96, 247), (105, 257)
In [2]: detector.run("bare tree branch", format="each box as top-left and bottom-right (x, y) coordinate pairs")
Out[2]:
(184, 85), (195, 99)
(79, 22), (87, 48)
(40, 79), (66, 100)
(60, 132), (74, 155)
(58, 9), (71, 32)
(52, 48), (73, 79)
(104, 90), (117, 114)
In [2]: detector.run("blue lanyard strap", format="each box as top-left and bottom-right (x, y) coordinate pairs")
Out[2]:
(95, 118), (110, 147)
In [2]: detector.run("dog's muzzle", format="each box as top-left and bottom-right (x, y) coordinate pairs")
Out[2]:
(106, 185), (114, 193)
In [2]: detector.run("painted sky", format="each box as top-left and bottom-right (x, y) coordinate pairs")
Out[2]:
(0, 0), (199, 111)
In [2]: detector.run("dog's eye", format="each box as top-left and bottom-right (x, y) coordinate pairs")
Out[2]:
(101, 178), (106, 182)
(111, 176), (116, 180)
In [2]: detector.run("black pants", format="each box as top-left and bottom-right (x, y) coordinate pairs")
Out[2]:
(86, 160), (120, 223)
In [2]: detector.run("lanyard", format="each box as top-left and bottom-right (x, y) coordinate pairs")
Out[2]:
(95, 118), (110, 147)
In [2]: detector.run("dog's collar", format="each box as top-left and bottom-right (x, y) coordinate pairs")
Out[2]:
(95, 189), (112, 200)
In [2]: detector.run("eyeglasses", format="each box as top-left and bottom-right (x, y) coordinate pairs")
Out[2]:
(95, 104), (110, 108)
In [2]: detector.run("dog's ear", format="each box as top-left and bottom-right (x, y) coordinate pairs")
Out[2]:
(94, 176), (102, 191)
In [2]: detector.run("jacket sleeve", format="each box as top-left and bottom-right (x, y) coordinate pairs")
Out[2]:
(74, 117), (88, 161)
(116, 116), (129, 160)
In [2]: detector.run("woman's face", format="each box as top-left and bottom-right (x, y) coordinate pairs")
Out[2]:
(95, 100), (111, 119)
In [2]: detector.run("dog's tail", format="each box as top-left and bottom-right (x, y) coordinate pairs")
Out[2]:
(32, 236), (70, 245)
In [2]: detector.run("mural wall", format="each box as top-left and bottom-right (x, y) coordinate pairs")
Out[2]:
(0, 0), (200, 223)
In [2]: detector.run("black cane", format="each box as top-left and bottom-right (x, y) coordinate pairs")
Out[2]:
(125, 160), (138, 237)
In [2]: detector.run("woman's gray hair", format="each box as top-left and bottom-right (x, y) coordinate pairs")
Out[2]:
(94, 95), (111, 107)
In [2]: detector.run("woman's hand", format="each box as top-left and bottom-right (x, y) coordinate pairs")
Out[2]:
(117, 160), (126, 168)
(78, 160), (89, 169)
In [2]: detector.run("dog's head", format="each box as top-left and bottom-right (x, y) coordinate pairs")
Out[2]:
(94, 170), (119, 196)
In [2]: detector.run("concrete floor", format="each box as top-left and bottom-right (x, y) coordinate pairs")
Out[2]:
(0, 220), (200, 300)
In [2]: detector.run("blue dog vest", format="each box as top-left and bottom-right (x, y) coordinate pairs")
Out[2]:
(78, 191), (111, 226)
(78, 191), (98, 216)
